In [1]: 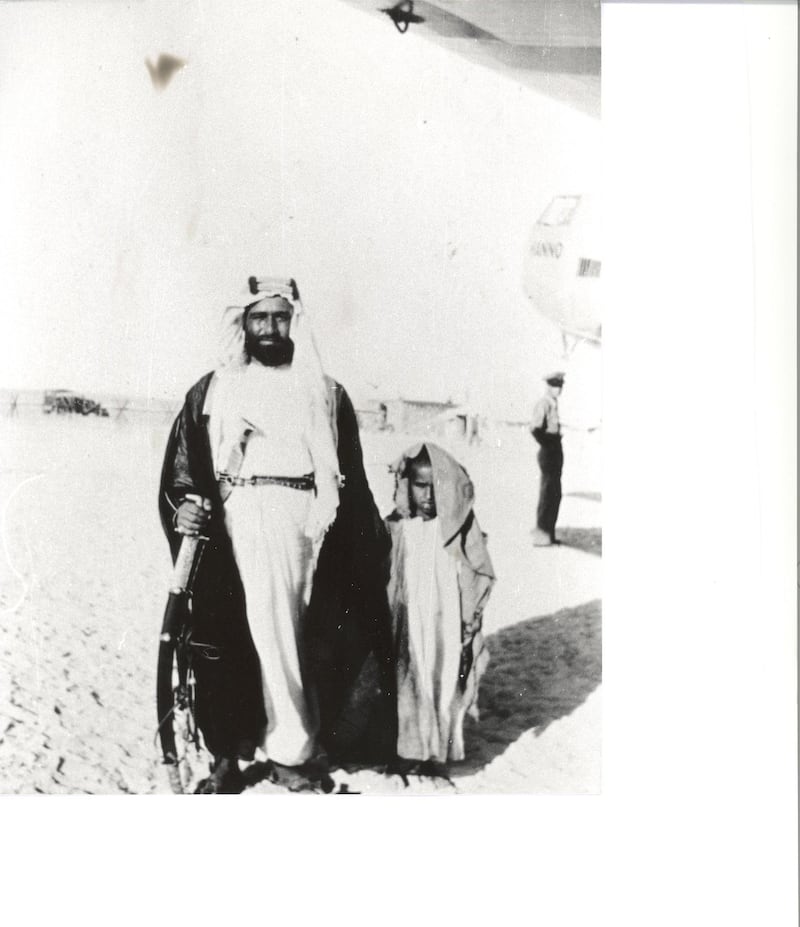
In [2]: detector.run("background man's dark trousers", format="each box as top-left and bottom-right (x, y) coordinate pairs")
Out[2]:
(536, 437), (563, 543)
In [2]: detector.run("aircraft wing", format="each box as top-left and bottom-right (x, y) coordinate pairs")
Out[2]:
(335, 0), (600, 117)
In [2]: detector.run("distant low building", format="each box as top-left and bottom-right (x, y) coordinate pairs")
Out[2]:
(385, 397), (462, 436)
(353, 398), (391, 432)
(43, 389), (109, 416)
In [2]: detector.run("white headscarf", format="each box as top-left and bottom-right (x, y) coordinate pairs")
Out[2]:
(216, 277), (342, 549)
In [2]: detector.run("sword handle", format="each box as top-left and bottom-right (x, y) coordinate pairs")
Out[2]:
(170, 537), (201, 594)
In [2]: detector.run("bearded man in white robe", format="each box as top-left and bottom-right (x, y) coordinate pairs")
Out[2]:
(159, 278), (393, 793)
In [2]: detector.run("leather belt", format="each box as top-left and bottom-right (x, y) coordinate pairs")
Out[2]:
(216, 471), (316, 491)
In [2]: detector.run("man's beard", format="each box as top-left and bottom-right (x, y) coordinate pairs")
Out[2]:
(245, 337), (295, 367)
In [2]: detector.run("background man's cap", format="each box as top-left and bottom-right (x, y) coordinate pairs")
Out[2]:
(544, 371), (566, 385)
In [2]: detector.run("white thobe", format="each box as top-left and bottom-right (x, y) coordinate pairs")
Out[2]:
(397, 516), (463, 763)
(209, 363), (319, 766)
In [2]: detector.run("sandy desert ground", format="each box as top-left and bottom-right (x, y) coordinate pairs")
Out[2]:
(0, 409), (601, 795)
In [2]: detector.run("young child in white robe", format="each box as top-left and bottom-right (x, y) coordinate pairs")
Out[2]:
(385, 443), (495, 777)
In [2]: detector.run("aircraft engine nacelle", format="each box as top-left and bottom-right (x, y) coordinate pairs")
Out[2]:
(523, 194), (601, 344)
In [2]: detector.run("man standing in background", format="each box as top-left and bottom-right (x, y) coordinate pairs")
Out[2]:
(530, 372), (565, 547)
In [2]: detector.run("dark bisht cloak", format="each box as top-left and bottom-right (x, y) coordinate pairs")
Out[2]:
(158, 371), (394, 762)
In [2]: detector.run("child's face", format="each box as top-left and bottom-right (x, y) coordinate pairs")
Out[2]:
(409, 461), (436, 520)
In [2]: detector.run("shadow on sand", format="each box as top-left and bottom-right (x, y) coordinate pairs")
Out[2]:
(453, 599), (602, 777)
(558, 526), (602, 557)
(190, 601), (601, 790)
